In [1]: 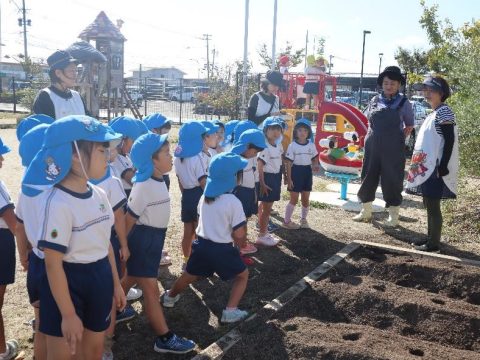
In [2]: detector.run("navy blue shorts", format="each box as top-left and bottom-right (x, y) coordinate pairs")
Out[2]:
(181, 186), (203, 223)
(258, 172), (282, 203)
(40, 257), (113, 337)
(110, 229), (122, 278)
(127, 225), (166, 278)
(27, 252), (46, 305)
(163, 174), (171, 191)
(290, 165), (313, 192)
(303, 82), (319, 95)
(186, 237), (246, 281)
(233, 186), (257, 218)
(0, 228), (15, 285)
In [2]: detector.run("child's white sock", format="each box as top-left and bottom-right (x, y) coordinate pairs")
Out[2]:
(284, 203), (295, 223)
(301, 206), (309, 220)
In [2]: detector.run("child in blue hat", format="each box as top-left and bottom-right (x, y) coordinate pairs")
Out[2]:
(283, 118), (320, 229)
(0, 137), (19, 360)
(121, 132), (196, 354)
(109, 116), (148, 198)
(173, 121), (209, 266)
(16, 113), (54, 141)
(256, 116), (286, 246)
(21, 115), (127, 359)
(16, 124), (51, 360)
(211, 119), (225, 153)
(163, 153), (250, 324)
(230, 129), (267, 259)
(221, 119), (240, 151)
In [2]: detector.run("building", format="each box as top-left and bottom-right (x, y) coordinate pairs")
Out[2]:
(133, 67), (186, 80)
(0, 61), (49, 91)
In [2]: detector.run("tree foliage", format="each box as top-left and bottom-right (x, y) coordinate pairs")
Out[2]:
(257, 42), (304, 70)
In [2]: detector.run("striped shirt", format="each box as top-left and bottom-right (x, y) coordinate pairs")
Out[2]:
(434, 104), (456, 135)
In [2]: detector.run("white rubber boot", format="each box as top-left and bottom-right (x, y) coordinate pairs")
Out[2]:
(353, 202), (373, 222)
(384, 206), (400, 227)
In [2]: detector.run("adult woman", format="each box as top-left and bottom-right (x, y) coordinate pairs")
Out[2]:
(247, 70), (282, 125)
(406, 76), (458, 252)
(33, 50), (88, 119)
(353, 66), (414, 226)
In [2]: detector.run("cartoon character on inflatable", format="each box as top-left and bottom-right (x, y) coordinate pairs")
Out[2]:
(318, 131), (363, 175)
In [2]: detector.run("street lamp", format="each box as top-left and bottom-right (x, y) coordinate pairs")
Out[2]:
(358, 30), (371, 107)
(329, 54), (334, 75)
(378, 52), (384, 75)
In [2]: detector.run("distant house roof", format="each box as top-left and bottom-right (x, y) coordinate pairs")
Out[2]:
(79, 11), (126, 41)
(147, 67), (186, 75)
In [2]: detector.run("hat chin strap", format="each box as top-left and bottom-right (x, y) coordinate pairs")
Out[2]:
(73, 141), (90, 181)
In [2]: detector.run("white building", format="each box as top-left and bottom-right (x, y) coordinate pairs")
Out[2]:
(132, 66), (186, 80)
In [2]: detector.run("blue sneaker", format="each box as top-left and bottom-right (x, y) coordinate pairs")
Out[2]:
(116, 304), (136, 324)
(154, 333), (196, 354)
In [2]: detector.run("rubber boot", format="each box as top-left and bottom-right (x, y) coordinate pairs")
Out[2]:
(353, 202), (373, 222)
(384, 206), (400, 227)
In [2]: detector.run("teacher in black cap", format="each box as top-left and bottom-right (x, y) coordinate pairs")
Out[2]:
(247, 70), (283, 125)
(32, 50), (88, 119)
(353, 66), (414, 227)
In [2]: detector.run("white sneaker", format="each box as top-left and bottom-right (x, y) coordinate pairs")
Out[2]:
(160, 253), (172, 266)
(300, 219), (310, 229)
(0, 340), (18, 360)
(126, 287), (143, 301)
(162, 290), (180, 308)
(221, 309), (248, 323)
(281, 221), (301, 230)
(255, 233), (280, 247)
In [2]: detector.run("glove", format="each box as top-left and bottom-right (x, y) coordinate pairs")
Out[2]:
(438, 164), (449, 177)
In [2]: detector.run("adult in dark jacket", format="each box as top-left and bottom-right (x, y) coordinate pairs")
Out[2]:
(247, 70), (282, 125)
(353, 66), (414, 226)
(32, 50), (88, 119)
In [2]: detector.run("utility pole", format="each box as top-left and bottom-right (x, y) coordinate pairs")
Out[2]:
(241, 0), (249, 118)
(329, 54), (334, 75)
(211, 47), (216, 77)
(304, 30), (308, 69)
(203, 34), (211, 82)
(271, 0), (278, 71)
(21, 0), (28, 61)
(359, 30), (371, 107)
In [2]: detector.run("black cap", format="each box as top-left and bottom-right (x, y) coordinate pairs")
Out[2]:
(47, 50), (78, 71)
(266, 70), (283, 87)
(377, 66), (406, 86)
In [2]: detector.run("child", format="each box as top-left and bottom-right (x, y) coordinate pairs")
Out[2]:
(16, 124), (51, 360)
(143, 113), (173, 266)
(16, 113), (54, 141)
(256, 117), (285, 246)
(303, 56), (326, 110)
(212, 120), (225, 153)
(283, 119), (320, 229)
(122, 132), (196, 354)
(201, 121), (220, 157)
(231, 129), (267, 257)
(162, 153), (250, 324)
(21, 116), (126, 359)
(220, 120), (240, 152)
(174, 121), (208, 267)
(0, 137), (19, 360)
(109, 116), (148, 198)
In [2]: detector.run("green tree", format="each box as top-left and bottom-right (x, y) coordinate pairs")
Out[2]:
(257, 42), (304, 70)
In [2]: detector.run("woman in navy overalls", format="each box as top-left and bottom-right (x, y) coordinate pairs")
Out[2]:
(353, 66), (414, 226)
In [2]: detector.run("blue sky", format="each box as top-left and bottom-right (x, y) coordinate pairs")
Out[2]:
(1, 0), (478, 77)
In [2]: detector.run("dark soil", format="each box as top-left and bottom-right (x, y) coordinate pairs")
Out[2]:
(224, 247), (480, 360)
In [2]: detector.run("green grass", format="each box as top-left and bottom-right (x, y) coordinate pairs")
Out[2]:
(310, 200), (331, 210)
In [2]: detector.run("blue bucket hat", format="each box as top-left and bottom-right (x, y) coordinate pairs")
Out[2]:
(16, 114), (55, 141)
(204, 153), (248, 198)
(212, 119), (225, 129)
(22, 116), (122, 195)
(19, 123), (49, 167)
(109, 116), (148, 141)
(0, 137), (11, 155)
(233, 120), (257, 143)
(230, 129), (266, 155)
(222, 120), (240, 146)
(130, 133), (169, 183)
(143, 113), (171, 131)
(174, 121), (207, 158)
(201, 121), (220, 135)
(262, 116), (286, 131)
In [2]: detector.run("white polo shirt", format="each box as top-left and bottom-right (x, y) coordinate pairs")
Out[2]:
(127, 177), (170, 228)
(174, 154), (208, 190)
(0, 180), (14, 229)
(285, 141), (318, 166)
(199, 150), (212, 175)
(111, 154), (133, 191)
(258, 142), (283, 174)
(38, 184), (114, 264)
(92, 175), (127, 212)
(239, 157), (256, 189)
(196, 194), (246, 244)
(16, 191), (50, 259)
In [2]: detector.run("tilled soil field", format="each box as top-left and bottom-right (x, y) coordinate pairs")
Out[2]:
(224, 246), (480, 360)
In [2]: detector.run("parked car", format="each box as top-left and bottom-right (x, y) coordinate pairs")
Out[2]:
(169, 87), (195, 102)
(405, 100), (428, 155)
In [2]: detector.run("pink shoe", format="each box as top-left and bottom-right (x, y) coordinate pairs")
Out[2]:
(240, 242), (258, 255)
